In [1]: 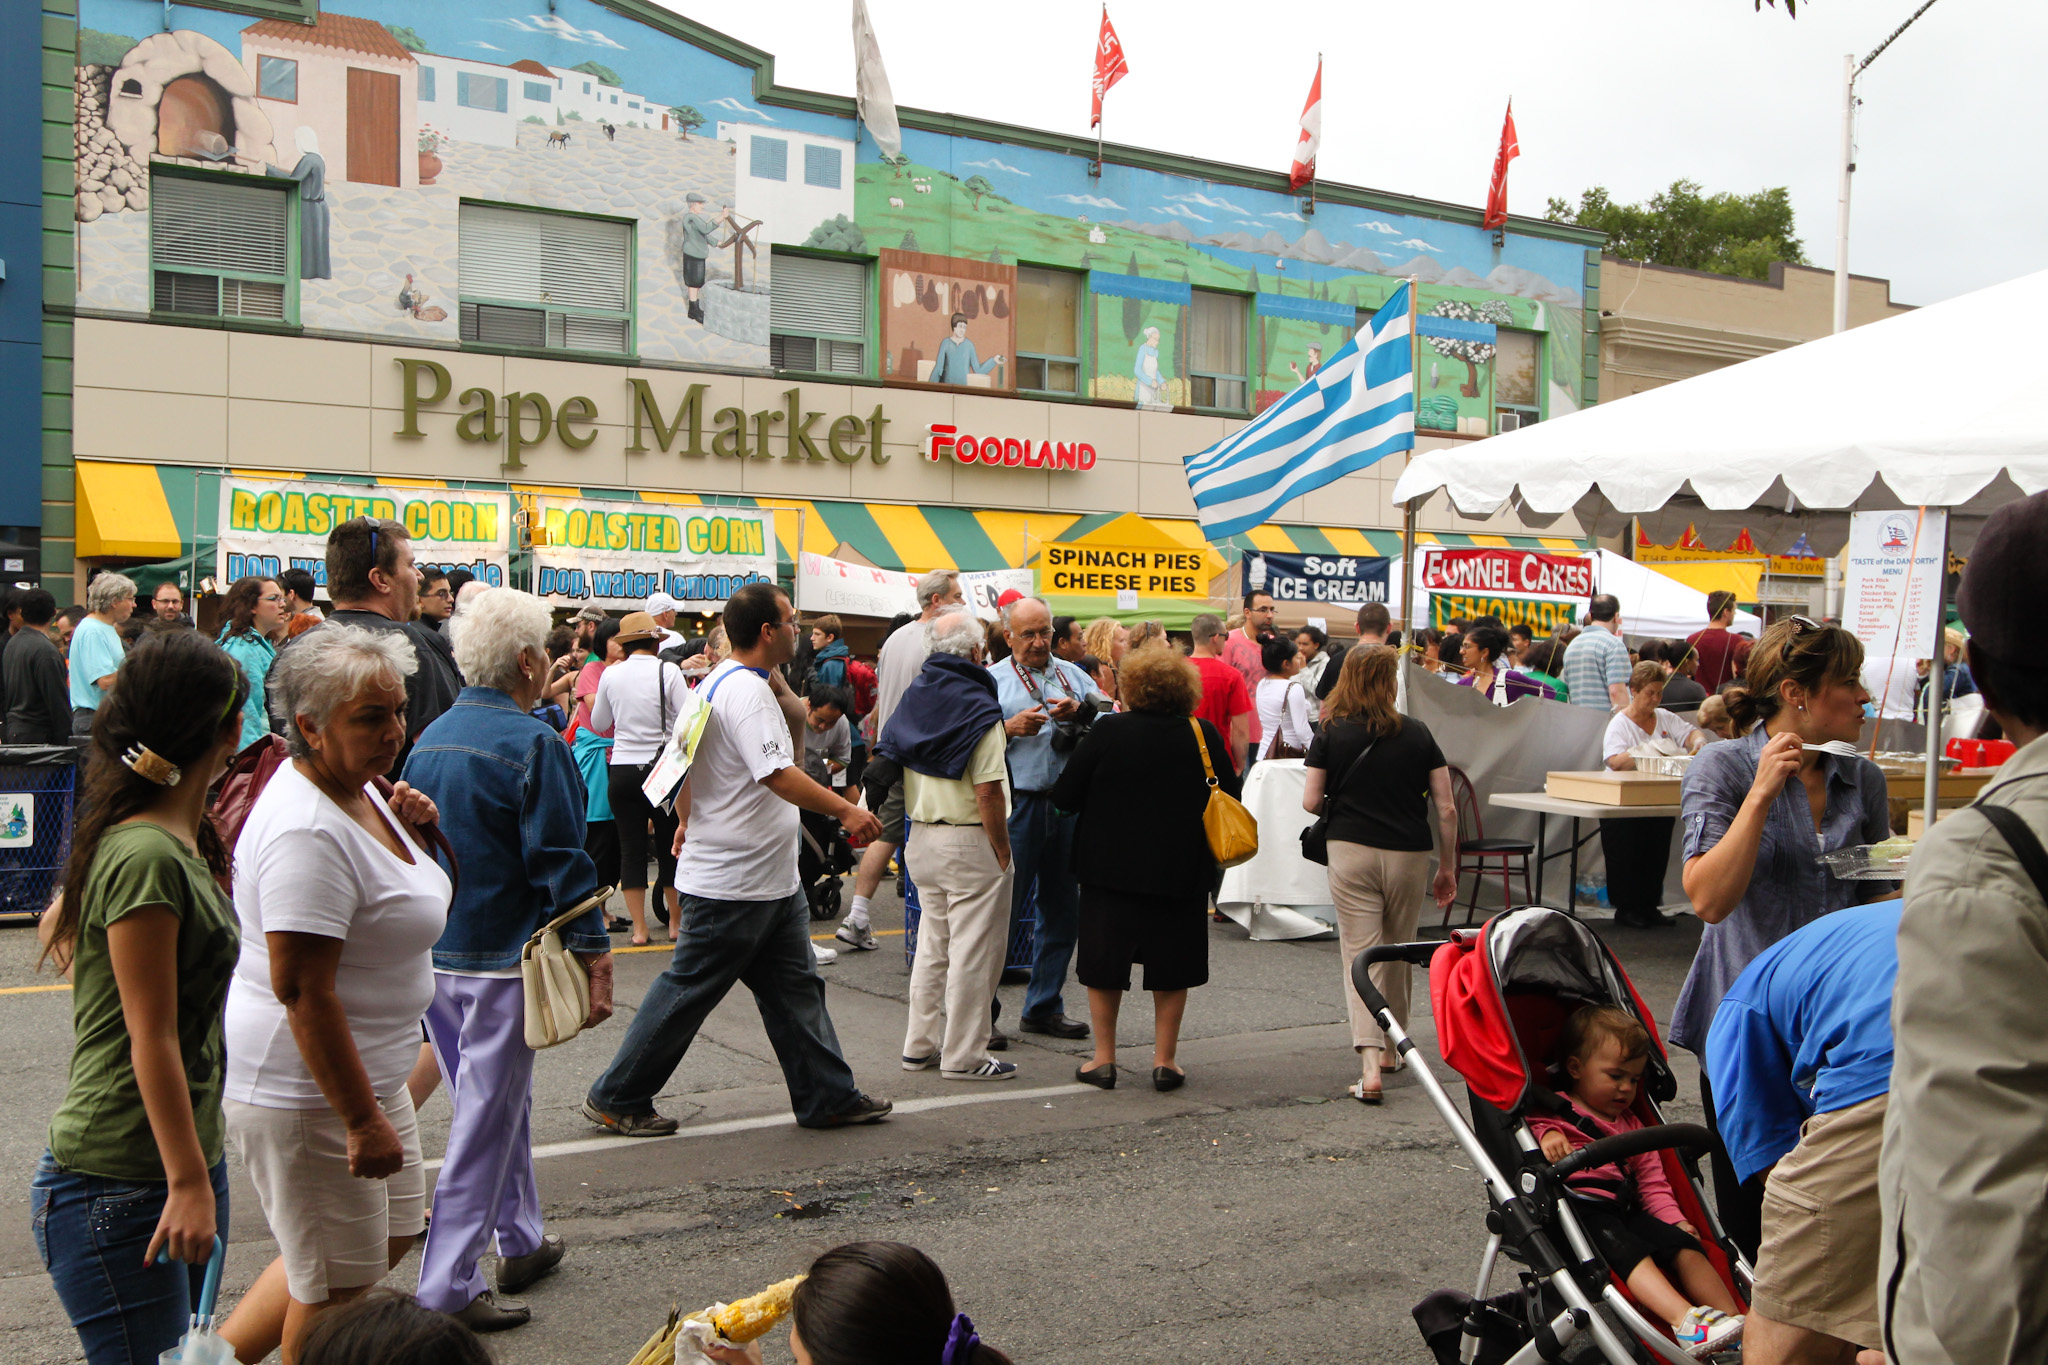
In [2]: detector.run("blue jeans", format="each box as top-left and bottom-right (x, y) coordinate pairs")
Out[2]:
(31, 1152), (230, 1365)
(588, 890), (859, 1127)
(1008, 792), (1080, 1019)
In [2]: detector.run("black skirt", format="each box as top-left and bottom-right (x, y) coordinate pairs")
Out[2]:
(1077, 885), (1209, 992)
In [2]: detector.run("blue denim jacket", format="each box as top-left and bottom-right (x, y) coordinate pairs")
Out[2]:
(404, 687), (609, 971)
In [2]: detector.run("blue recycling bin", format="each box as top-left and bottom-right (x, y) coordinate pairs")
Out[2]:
(0, 746), (82, 921)
(899, 817), (1038, 972)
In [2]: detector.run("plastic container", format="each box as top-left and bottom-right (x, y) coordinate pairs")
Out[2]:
(1816, 843), (1914, 882)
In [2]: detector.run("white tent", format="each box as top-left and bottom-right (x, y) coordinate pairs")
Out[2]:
(1592, 551), (1762, 640)
(1393, 268), (2048, 556)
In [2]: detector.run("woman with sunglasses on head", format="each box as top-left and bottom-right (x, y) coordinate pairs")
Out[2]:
(1667, 615), (1893, 1259)
(31, 631), (249, 1364)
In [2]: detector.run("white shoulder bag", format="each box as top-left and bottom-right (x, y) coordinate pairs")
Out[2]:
(522, 884), (616, 1050)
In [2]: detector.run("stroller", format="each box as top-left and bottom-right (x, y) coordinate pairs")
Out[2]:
(798, 810), (856, 921)
(1355, 908), (1753, 1365)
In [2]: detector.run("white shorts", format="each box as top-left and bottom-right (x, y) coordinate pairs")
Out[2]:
(225, 1087), (427, 1303)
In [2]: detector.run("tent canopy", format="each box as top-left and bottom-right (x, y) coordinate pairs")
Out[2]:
(1393, 269), (2048, 555)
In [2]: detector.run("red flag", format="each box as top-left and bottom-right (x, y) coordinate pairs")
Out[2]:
(1288, 58), (1322, 191)
(1091, 8), (1129, 129)
(1483, 100), (1519, 229)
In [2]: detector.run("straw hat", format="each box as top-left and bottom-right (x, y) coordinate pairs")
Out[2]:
(614, 611), (662, 646)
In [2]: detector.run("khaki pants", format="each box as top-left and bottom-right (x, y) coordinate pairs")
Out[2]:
(1328, 841), (1432, 1051)
(905, 822), (1013, 1074)
(1754, 1093), (1888, 1348)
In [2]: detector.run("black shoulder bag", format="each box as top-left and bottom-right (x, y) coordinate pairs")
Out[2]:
(1300, 725), (1377, 866)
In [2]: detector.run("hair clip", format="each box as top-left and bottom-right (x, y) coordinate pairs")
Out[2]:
(120, 743), (182, 787)
(940, 1314), (980, 1365)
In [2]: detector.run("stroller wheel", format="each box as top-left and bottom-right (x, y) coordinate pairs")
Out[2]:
(811, 881), (842, 921)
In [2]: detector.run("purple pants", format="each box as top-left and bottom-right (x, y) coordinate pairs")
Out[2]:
(418, 975), (545, 1314)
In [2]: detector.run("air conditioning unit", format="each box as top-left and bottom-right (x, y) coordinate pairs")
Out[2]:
(1497, 412), (1524, 433)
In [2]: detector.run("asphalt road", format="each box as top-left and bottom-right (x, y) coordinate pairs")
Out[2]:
(0, 894), (1710, 1365)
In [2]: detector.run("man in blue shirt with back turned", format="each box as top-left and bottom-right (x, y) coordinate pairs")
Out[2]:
(992, 595), (1105, 1040)
(1706, 899), (1899, 1364)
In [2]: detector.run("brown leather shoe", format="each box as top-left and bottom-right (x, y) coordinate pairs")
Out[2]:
(452, 1290), (531, 1332)
(496, 1233), (565, 1295)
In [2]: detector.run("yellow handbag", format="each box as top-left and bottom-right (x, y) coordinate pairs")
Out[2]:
(521, 885), (615, 1051)
(1190, 719), (1259, 869)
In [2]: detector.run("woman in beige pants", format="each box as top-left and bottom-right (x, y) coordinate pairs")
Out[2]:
(1302, 647), (1458, 1102)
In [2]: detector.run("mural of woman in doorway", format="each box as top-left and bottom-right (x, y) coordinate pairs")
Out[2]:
(264, 125), (330, 279)
(1133, 325), (1166, 408)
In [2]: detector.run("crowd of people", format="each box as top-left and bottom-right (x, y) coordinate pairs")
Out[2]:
(22, 492), (2048, 1365)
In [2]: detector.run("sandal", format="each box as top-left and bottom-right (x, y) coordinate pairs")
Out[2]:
(1349, 1080), (1384, 1105)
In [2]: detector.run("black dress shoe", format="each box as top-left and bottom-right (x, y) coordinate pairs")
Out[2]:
(1020, 1012), (1089, 1040)
(1153, 1066), (1185, 1092)
(988, 1030), (1009, 1052)
(1614, 909), (1673, 928)
(453, 1290), (531, 1332)
(1075, 1062), (1116, 1089)
(1000, 967), (1031, 985)
(496, 1234), (565, 1295)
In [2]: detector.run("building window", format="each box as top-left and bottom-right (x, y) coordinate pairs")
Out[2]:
(150, 172), (292, 321)
(418, 65), (436, 102)
(609, 94), (618, 104)
(802, 144), (842, 190)
(770, 251), (866, 375)
(458, 203), (633, 355)
(1493, 327), (1540, 432)
(457, 71), (507, 113)
(582, 81), (591, 93)
(257, 55), (297, 102)
(750, 136), (789, 182)
(1014, 266), (1081, 394)
(1187, 289), (1247, 411)
(524, 81), (552, 103)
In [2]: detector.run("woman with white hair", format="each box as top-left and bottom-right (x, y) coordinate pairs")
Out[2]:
(398, 588), (614, 1333)
(217, 624), (449, 1359)
(69, 571), (136, 734)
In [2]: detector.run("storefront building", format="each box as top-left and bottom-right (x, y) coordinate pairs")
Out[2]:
(46, 0), (1604, 619)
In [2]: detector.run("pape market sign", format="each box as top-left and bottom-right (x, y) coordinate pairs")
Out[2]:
(1843, 508), (1947, 657)
(1420, 548), (1594, 598)
(1244, 551), (1390, 605)
(534, 501), (774, 611)
(1041, 542), (1208, 598)
(218, 479), (511, 587)
(1430, 592), (1582, 635)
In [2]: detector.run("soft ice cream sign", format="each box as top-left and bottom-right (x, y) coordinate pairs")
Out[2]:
(532, 500), (774, 611)
(217, 479), (512, 587)
(1244, 551), (1390, 605)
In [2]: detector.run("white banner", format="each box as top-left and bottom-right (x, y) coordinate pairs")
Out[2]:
(217, 479), (511, 588)
(796, 552), (1030, 622)
(1843, 509), (1947, 660)
(533, 501), (774, 612)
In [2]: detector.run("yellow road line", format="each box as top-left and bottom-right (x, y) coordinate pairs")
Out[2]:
(0, 983), (72, 995)
(615, 928), (906, 955)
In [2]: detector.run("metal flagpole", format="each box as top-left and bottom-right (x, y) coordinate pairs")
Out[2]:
(1398, 276), (1421, 708)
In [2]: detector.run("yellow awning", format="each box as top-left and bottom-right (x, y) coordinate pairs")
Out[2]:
(1651, 562), (1762, 602)
(76, 461), (182, 559)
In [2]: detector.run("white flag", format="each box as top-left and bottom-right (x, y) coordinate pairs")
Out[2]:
(852, 0), (902, 160)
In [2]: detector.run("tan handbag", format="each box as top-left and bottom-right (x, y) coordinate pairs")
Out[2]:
(521, 886), (615, 1051)
(1190, 719), (1259, 869)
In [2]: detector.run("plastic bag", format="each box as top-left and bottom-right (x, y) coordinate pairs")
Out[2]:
(158, 1237), (234, 1364)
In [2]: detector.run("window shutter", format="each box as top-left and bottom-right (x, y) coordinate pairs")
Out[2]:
(803, 144), (842, 190)
(151, 175), (289, 278)
(750, 136), (788, 181)
(460, 204), (630, 312)
(770, 253), (865, 338)
(418, 65), (435, 102)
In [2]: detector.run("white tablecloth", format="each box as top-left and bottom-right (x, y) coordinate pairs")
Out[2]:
(1215, 759), (1337, 941)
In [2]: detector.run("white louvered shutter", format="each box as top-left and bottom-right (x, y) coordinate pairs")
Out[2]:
(152, 175), (289, 277)
(460, 204), (630, 312)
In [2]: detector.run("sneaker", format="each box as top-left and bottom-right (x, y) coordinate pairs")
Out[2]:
(941, 1059), (1018, 1082)
(836, 922), (879, 951)
(1675, 1308), (1742, 1358)
(812, 942), (839, 966)
(814, 1092), (893, 1127)
(579, 1100), (681, 1138)
(901, 1053), (938, 1071)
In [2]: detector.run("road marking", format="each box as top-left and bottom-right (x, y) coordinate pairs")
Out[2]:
(439, 1084), (1093, 1170)
(614, 928), (906, 956)
(0, 983), (70, 995)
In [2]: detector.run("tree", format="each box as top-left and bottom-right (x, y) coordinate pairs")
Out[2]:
(962, 175), (994, 210)
(1545, 180), (1806, 281)
(571, 60), (624, 88)
(1122, 251), (1142, 346)
(386, 24), (428, 52)
(899, 229), (920, 252)
(879, 153), (911, 179)
(803, 216), (866, 253)
(669, 105), (705, 140)
(1424, 299), (1513, 398)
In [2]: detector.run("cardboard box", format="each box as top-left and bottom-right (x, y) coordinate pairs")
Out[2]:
(1545, 770), (1684, 806)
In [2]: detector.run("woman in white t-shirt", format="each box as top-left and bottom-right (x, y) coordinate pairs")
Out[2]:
(1255, 634), (1315, 762)
(219, 624), (451, 1360)
(592, 612), (692, 944)
(1597, 661), (1705, 929)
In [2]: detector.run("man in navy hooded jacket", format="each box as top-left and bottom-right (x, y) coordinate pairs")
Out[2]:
(877, 606), (1016, 1080)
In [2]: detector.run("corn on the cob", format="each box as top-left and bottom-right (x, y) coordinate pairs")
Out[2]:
(709, 1275), (805, 1343)
(626, 1306), (681, 1365)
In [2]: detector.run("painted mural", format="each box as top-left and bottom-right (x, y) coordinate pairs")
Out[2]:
(74, 0), (1593, 438)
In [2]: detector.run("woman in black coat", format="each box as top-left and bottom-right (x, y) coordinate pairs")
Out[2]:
(1051, 646), (1239, 1093)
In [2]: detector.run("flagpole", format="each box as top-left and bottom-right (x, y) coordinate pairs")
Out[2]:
(1398, 275), (1421, 709)
(1092, 3), (1106, 177)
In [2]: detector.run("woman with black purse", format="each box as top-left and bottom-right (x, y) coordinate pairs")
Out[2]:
(1300, 647), (1458, 1103)
(592, 612), (690, 945)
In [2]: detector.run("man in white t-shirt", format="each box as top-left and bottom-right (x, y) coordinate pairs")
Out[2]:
(646, 590), (688, 654)
(583, 584), (888, 1136)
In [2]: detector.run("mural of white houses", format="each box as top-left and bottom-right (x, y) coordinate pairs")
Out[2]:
(720, 123), (856, 248)
(241, 13), (418, 188)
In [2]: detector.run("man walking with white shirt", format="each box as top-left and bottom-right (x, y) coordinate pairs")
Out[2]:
(581, 584), (888, 1135)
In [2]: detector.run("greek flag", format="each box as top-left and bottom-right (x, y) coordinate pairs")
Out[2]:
(1183, 282), (1414, 542)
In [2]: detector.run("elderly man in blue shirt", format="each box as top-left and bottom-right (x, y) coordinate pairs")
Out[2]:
(1706, 899), (1898, 1365)
(993, 596), (1106, 1039)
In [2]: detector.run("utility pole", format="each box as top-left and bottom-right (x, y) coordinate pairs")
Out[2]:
(1832, 0), (1945, 334)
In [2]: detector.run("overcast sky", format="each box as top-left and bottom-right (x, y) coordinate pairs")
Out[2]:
(654, 0), (2036, 308)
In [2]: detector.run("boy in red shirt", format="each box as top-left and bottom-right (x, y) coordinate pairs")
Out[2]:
(1189, 613), (1253, 775)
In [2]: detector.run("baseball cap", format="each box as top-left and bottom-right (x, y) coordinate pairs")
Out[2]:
(645, 591), (680, 616)
(573, 605), (608, 623)
(996, 589), (1025, 608)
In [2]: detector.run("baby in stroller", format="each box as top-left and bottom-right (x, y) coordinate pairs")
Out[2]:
(1529, 1006), (1745, 1358)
